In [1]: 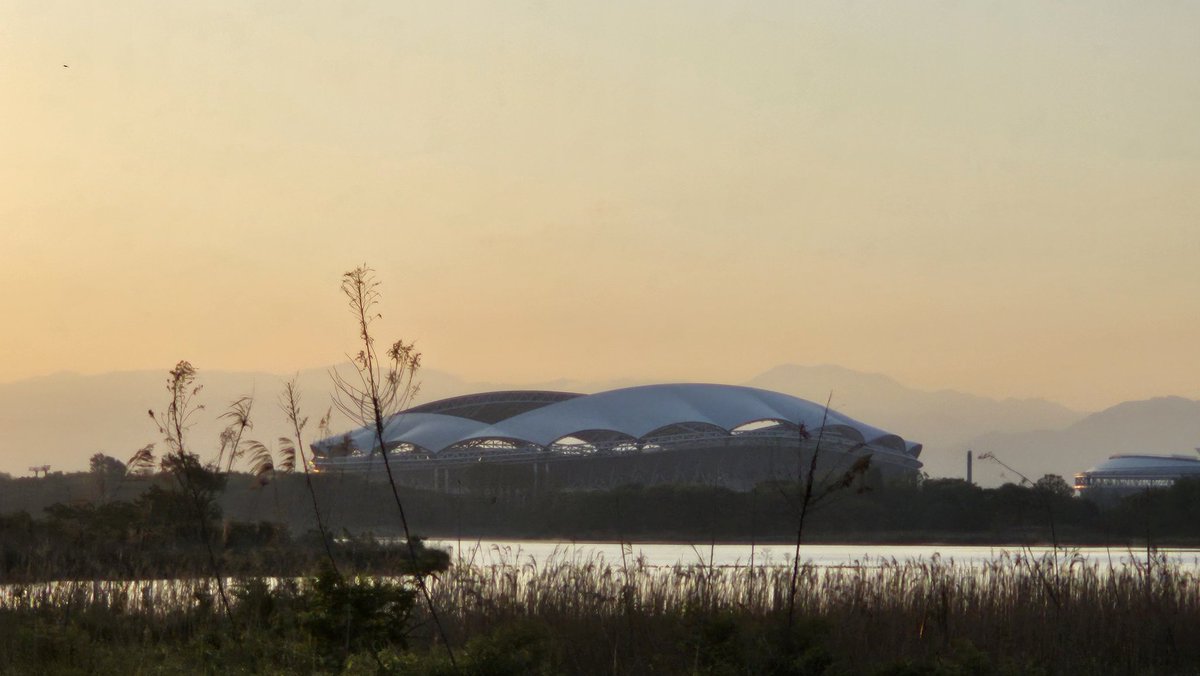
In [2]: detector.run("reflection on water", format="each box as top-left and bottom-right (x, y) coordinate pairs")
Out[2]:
(430, 539), (1200, 570)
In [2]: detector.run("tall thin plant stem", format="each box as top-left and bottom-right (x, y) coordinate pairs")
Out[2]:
(978, 451), (1065, 610)
(149, 361), (237, 632)
(280, 377), (340, 574)
(330, 265), (455, 666)
(786, 394), (828, 628)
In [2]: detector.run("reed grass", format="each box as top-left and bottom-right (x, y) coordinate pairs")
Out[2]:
(425, 547), (1200, 673)
(2, 549), (1197, 674)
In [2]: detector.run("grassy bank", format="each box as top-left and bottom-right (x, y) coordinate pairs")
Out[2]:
(3, 550), (1198, 674)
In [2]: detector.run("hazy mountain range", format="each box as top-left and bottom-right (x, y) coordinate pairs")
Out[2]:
(1, 364), (1196, 485)
(961, 397), (1200, 486)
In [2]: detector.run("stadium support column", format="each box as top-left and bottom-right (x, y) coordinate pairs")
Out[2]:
(532, 461), (550, 495)
(967, 450), (973, 485)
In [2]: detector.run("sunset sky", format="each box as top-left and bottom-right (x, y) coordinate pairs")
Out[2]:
(2, 2), (1198, 411)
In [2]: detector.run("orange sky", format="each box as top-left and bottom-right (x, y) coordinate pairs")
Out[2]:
(1, 2), (1198, 410)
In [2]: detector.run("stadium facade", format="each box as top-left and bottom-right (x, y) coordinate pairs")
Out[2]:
(1074, 453), (1200, 501)
(310, 383), (923, 491)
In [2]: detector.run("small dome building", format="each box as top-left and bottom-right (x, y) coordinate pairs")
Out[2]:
(1074, 453), (1200, 501)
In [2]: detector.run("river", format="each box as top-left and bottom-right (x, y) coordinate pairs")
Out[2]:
(428, 538), (1200, 569)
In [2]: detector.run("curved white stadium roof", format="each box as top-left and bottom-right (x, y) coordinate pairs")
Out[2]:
(313, 383), (922, 462)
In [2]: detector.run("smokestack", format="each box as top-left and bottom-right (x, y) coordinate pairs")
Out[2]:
(967, 450), (973, 485)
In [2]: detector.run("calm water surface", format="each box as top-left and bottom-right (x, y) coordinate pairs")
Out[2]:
(429, 538), (1200, 569)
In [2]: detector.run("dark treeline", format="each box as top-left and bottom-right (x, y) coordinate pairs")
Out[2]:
(5, 462), (1200, 573)
(278, 472), (1200, 545)
(0, 466), (447, 583)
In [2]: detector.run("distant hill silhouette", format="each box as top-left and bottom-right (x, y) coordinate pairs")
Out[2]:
(0, 368), (330, 478)
(14, 364), (1195, 488)
(962, 396), (1200, 486)
(0, 366), (651, 477)
(743, 364), (1083, 480)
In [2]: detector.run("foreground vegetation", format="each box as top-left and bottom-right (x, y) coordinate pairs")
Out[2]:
(2, 549), (1198, 674)
(0, 483), (448, 583)
(7, 464), (1199, 673)
(8, 466), (1198, 672)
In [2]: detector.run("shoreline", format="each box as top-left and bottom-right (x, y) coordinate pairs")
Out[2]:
(410, 531), (1200, 550)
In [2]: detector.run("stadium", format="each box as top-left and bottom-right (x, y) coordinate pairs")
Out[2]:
(311, 383), (923, 491)
(1074, 453), (1200, 501)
